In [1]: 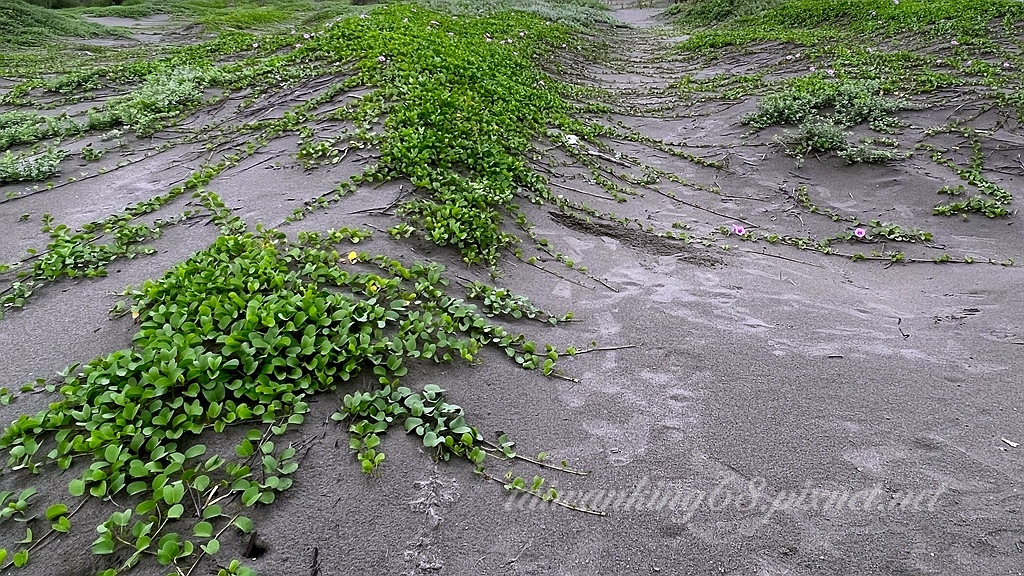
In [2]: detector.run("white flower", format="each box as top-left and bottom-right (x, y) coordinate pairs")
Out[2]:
(303, 33), (310, 39)
(378, 55), (386, 63)
(826, 68), (835, 76)
(809, 66), (816, 72)
(252, 42), (259, 48)
(950, 39), (960, 46)
(359, 14), (368, 19)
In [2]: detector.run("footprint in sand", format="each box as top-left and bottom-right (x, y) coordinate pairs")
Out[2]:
(582, 369), (704, 466)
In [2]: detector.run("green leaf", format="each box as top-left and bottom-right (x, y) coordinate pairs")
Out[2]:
(13, 549), (28, 568)
(233, 516), (254, 534)
(184, 444), (207, 459)
(163, 482), (185, 505)
(92, 537), (114, 555)
(157, 537), (180, 565)
(236, 439), (254, 458)
(423, 431), (442, 448)
(241, 486), (260, 507)
(45, 503), (68, 521)
(201, 538), (220, 555)
(166, 504), (184, 519)
(69, 479), (85, 497)
(203, 504), (223, 520)
(52, 516), (71, 533)
(111, 509), (132, 527)
(126, 481), (148, 496)
(193, 521), (213, 538)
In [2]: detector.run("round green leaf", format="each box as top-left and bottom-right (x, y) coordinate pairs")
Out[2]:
(201, 538), (220, 555)
(193, 521), (213, 538)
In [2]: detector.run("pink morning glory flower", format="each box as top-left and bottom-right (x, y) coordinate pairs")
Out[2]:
(733, 225), (745, 235)
(854, 228), (866, 238)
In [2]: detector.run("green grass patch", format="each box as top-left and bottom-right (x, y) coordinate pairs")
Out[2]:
(742, 76), (911, 131)
(301, 5), (588, 264)
(674, 0), (1024, 49)
(0, 4), (609, 573)
(0, 0), (126, 48)
(0, 147), (66, 183)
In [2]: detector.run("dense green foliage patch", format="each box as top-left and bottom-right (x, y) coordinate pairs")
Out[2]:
(672, 0), (1024, 47)
(0, 0), (123, 48)
(0, 3), (607, 573)
(673, 0), (1022, 212)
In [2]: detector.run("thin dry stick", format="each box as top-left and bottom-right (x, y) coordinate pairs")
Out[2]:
(481, 444), (590, 476)
(739, 248), (822, 268)
(347, 185), (407, 215)
(649, 186), (758, 228)
(591, 275), (619, 293)
(547, 179), (616, 201)
(512, 252), (595, 290)
(478, 474), (606, 516)
(571, 344), (638, 355)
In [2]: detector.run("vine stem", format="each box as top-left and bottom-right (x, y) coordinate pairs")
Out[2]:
(737, 248), (821, 268)
(477, 473), (606, 516)
(511, 250), (595, 290)
(184, 514), (243, 576)
(569, 344), (637, 355)
(0, 496), (89, 571)
(481, 444), (590, 476)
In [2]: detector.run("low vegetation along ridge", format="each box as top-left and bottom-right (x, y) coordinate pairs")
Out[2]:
(0, 0), (1020, 573)
(0, 2), (607, 574)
